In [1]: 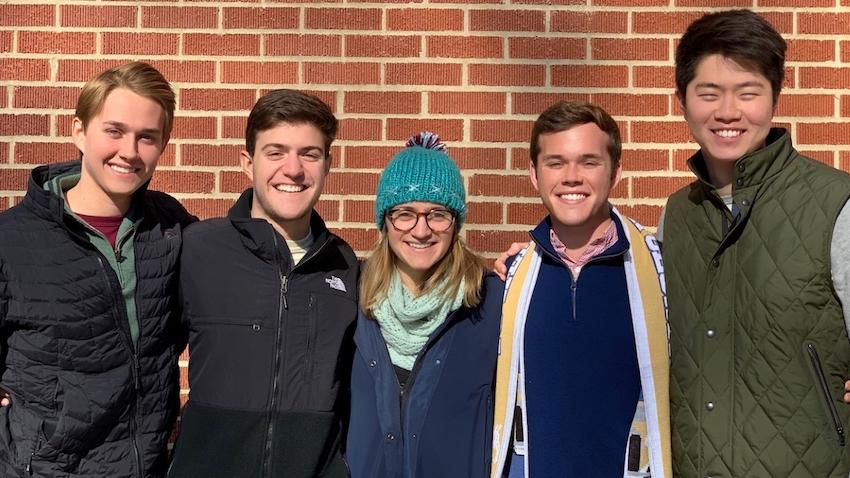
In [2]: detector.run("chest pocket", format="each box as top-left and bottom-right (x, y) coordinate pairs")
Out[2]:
(303, 290), (357, 411)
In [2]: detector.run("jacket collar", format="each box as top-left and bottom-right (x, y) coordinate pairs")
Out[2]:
(227, 188), (332, 265)
(687, 127), (795, 192)
(528, 209), (629, 265)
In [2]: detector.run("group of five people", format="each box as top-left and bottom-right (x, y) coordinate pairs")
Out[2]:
(1, 8), (849, 478)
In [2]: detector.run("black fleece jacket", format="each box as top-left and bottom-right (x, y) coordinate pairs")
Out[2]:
(168, 189), (358, 478)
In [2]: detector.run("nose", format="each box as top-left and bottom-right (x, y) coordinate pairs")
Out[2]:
(409, 214), (432, 239)
(280, 151), (304, 179)
(118, 136), (139, 160)
(561, 162), (581, 185)
(715, 94), (742, 122)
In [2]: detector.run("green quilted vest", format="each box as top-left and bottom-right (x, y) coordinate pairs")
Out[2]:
(663, 129), (850, 478)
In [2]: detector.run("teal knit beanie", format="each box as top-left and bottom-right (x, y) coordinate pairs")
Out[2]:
(375, 132), (466, 230)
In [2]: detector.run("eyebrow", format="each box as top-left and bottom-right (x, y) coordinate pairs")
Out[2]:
(261, 143), (324, 154)
(693, 81), (766, 90)
(102, 121), (162, 136)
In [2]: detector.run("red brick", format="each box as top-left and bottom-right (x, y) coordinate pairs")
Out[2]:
(431, 0), (499, 4)
(315, 200), (340, 222)
(787, 39), (834, 62)
(452, 148), (507, 169)
(470, 10), (544, 32)
(633, 176), (694, 199)
(0, 4), (54, 26)
(222, 116), (245, 139)
(13, 87), (77, 109)
(144, 7), (218, 29)
(342, 200), (374, 224)
(172, 117), (217, 140)
(469, 64), (545, 87)
(507, 202), (545, 225)
(0, 142), (8, 162)
(266, 34), (341, 57)
(467, 202), (502, 224)
(632, 12), (702, 34)
(61, 5), (136, 27)
(674, 0), (750, 5)
(842, 41), (850, 63)
(552, 11), (627, 33)
(388, 8), (464, 31)
(14, 142), (79, 164)
(1, 59), (50, 81)
(0, 114), (49, 136)
(56, 114), (74, 138)
(553, 65), (628, 88)
(428, 36), (501, 59)
(180, 89), (256, 111)
(509, 37), (585, 60)
(621, 149), (668, 172)
(184, 34), (259, 56)
(429, 92), (505, 115)
(103, 33), (178, 55)
(345, 91), (420, 114)
(0, 32), (11, 53)
(798, 150), (835, 166)
(775, 94), (833, 117)
(631, 121), (693, 144)
(799, 13), (850, 35)
(759, 0), (833, 5)
(181, 144), (243, 166)
(0, 87), (5, 108)
(469, 174), (535, 197)
(842, 96), (850, 117)
(305, 62), (381, 85)
(223, 7), (298, 29)
(471, 120), (533, 142)
(591, 0), (667, 4)
(306, 8), (381, 30)
(386, 63), (461, 86)
(592, 38), (667, 61)
(617, 205), (664, 228)
(220, 171), (250, 193)
(800, 68), (850, 89)
(19, 31), (95, 54)
(841, 151), (850, 172)
(798, 123), (850, 145)
(325, 171), (380, 195)
(148, 60), (217, 83)
(335, 228), (379, 253)
(591, 93), (669, 117)
(149, 170), (215, 194)
(159, 144), (177, 168)
(344, 146), (395, 168)
(338, 119), (383, 141)
(634, 66), (674, 89)
(346, 35), (421, 58)
(511, 92), (589, 115)
(221, 62), (298, 84)
(0, 168), (30, 191)
(466, 230), (531, 255)
(387, 119), (464, 141)
(758, 12), (793, 34)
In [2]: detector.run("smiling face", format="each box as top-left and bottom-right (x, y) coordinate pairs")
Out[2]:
(680, 54), (775, 185)
(386, 201), (456, 290)
(71, 87), (167, 215)
(240, 121), (330, 240)
(530, 122), (621, 241)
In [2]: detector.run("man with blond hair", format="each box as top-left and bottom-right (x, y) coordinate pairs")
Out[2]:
(0, 62), (194, 478)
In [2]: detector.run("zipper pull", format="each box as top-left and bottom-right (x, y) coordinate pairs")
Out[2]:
(281, 275), (289, 310)
(115, 248), (125, 263)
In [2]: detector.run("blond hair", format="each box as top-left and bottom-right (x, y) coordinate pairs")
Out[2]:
(359, 229), (486, 317)
(75, 62), (176, 137)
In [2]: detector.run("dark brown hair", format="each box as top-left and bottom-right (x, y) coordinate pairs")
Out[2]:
(530, 100), (621, 168)
(676, 9), (786, 105)
(244, 89), (338, 156)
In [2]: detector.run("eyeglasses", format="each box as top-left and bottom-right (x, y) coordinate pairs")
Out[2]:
(386, 208), (455, 232)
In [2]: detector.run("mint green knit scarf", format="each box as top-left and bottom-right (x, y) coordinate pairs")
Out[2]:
(373, 272), (464, 370)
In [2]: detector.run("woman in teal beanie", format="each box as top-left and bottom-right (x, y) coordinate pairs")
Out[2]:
(346, 132), (504, 478)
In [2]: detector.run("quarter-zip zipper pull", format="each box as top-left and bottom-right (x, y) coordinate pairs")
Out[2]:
(115, 247), (125, 263)
(281, 274), (289, 310)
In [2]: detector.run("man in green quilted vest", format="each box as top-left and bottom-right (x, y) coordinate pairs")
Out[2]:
(660, 9), (850, 478)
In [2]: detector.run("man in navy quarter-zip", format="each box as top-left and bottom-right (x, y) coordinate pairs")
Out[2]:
(168, 90), (357, 478)
(491, 101), (671, 478)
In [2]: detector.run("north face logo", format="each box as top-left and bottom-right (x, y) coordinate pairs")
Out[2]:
(325, 275), (346, 293)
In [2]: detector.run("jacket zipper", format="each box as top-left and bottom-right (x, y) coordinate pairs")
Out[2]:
(262, 232), (288, 477)
(807, 343), (846, 446)
(305, 295), (315, 383)
(25, 432), (42, 475)
(96, 256), (144, 477)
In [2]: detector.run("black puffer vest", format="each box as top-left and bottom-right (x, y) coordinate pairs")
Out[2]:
(0, 161), (195, 477)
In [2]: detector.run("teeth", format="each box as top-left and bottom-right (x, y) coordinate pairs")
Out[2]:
(274, 184), (305, 192)
(715, 130), (741, 138)
(559, 193), (586, 201)
(408, 243), (432, 249)
(110, 164), (134, 174)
